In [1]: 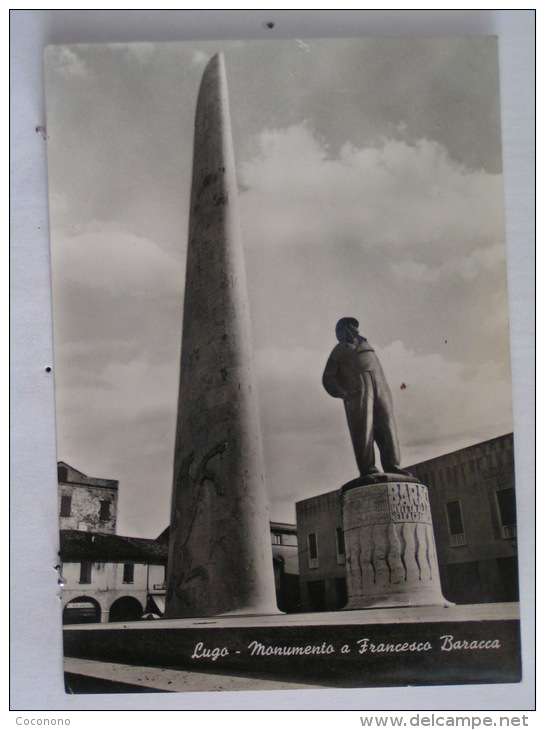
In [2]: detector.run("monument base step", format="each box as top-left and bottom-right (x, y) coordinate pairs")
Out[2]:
(63, 603), (521, 692)
(343, 592), (455, 610)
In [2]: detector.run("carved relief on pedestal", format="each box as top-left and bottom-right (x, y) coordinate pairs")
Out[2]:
(342, 481), (450, 608)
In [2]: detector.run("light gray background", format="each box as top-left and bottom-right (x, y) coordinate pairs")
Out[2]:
(10, 9), (534, 711)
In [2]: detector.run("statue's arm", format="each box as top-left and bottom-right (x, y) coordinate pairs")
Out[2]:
(322, 350), (348, 399)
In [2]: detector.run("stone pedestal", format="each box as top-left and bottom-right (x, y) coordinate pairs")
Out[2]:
(342, 477), (452, 609)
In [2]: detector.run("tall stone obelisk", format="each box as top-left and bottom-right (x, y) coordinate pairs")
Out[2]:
(164, 54), (279, 618)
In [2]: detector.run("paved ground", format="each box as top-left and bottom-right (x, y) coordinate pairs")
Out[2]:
(64, 657), (322, 693)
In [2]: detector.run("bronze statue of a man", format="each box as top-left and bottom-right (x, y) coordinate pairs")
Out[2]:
(323, 317), (410, 478)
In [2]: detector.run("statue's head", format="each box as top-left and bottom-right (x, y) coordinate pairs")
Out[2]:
(335, 317), (359, 343)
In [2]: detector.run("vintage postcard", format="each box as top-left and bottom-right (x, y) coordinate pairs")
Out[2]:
(44, 37), (520, 694)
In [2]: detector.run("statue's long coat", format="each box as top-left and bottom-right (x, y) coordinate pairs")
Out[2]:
(322, 336), (401, 475)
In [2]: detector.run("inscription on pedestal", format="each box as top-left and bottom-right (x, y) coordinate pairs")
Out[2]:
(343, 485), (389, 529)
(388, 483), (431, 524)
(343, 482), (432, 529)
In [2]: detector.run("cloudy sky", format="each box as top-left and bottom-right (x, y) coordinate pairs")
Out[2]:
(45, 37), (513, 537)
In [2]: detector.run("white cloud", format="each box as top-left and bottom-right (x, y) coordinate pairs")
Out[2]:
(238, 123), (504, 257)
(52, 223), (184, 298)
(375, 340), (513, 462)
(392, 241), (506, 283)
(191, 49), (212, 67)
(255, 345), (324, 383)
(56, 354), (179, 426)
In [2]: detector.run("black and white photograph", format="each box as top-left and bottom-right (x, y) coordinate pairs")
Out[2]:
(10, 12), (535, 712)
(41, 34), (525, 695)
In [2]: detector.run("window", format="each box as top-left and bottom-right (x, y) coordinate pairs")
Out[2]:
(445, 500), (467, 547)
(496, 487), (517, 539)
(272, 533), (282, 545)
(60, 495), (72, 517)
(307, 532), (319, 569)
(99, 500), (111, 521)
(123, 563), (134, 584)
(79, 561), (92, 584)
(335, 527), (346, 565)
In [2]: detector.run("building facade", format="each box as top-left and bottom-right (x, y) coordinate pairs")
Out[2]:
(270, 521), (300, 613)
(295, 434), (518, 611)
(296, 490), (347, 612)
(58, 462), (167, 624)
(407, 432), (518, 605)
(58, 462), (119, 534)
(60, 530), (168, 624)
